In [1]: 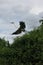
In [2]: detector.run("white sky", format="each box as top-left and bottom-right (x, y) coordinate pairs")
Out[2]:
(0, 0), (43, 43)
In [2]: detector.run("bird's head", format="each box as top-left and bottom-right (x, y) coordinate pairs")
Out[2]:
(19, 21), (26, 28)
(10, 22), (14, 24)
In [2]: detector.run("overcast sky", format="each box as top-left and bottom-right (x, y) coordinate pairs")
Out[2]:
(0, 0), (43, 43)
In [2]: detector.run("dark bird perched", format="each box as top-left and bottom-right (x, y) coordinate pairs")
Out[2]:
(12, 21), (26, 35)
(39, 19), (43, 24)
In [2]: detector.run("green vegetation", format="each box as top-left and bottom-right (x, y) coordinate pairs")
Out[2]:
(0, 20), (43, 65)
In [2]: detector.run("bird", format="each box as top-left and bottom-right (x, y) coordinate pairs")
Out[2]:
(11, 21), (26, 35)
(39, 19), (43, 24)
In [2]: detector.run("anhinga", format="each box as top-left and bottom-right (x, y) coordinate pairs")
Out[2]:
(11, 21), (26, 35)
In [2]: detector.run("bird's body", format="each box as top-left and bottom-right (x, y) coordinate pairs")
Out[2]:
(12, 27), (22, 35)
(12, 21), (26, 35)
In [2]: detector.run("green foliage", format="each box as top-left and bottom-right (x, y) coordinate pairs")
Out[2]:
(0, 22), (43, 65)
